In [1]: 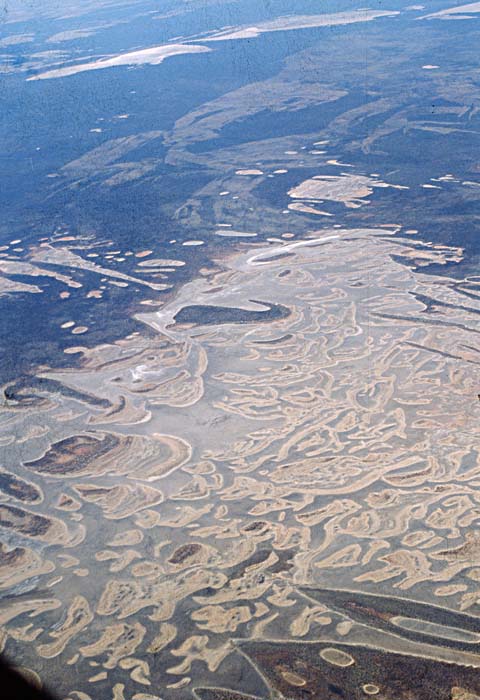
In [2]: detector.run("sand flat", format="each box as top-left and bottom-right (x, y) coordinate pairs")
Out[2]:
(27, 43), (211, 80)
(201, 10), (400, 42)
(420, 2), (480, 19)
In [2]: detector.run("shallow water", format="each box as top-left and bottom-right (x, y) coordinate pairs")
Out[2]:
(1, 2), (480, 699)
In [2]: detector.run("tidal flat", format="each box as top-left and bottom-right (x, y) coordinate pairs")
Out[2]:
(2, 1), (480, 698)
(2, 225), (480, 698)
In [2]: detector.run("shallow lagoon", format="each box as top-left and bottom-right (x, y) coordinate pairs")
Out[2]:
(1, 2), (480, 699)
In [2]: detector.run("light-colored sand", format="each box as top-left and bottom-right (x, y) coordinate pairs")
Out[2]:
(288, 173), (407, 209)
(200, 10), (399, 42)
(3, 226), (480, 689)
(420, 1), (480, 19)
(27, 44), (211, 80)
(235, 169), (264, 176)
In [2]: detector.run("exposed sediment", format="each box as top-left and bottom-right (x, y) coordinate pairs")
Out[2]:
(2, 227), (480, 698)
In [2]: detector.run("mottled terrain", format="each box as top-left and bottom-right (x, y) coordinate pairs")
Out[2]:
(3, 223), (480, 698)
(2, 1), (480, 699)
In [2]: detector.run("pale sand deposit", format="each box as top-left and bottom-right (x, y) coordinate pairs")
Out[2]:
(3, 227), (479, 696)
(288, 174), (407, 208)
(27, 44), (211, 80)
(200, 10), (400, 42)
(420, 2), (480, 19)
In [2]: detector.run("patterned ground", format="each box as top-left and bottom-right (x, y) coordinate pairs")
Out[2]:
(2, 224), (480, 699)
